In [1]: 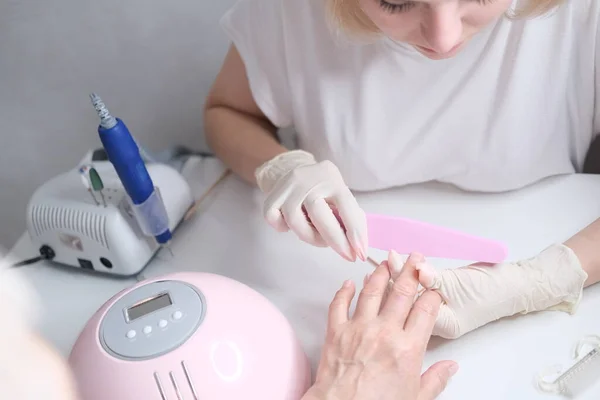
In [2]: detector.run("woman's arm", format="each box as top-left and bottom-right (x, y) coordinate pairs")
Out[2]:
(565, 217), (600, 287)
(204, 44), (288, 185)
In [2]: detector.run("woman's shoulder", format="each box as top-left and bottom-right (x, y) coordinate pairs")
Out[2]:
(509, 0), (600, 45)
(535, 0), (599, 27)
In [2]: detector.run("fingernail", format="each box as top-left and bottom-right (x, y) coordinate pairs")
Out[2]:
(343, 279), (353, 288)
(357, 248), (367, 262)
(346, 252), (356, 262)
(449, 363), (460, 376)
(415, 262), (438, 289)
(354, 246), (366, 262)
(338, 249), (354, 262)
(349, 231), (367, 261)
(361, 232), (369, 259)
(408, 252), (425, 264)
(388, 251), (403, 277)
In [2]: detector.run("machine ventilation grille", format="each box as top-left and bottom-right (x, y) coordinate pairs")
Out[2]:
(31, 205), (109, 249)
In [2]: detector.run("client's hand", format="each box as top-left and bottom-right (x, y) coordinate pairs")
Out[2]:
(302, 252), (459, 400)
(416, 243), (589, 339)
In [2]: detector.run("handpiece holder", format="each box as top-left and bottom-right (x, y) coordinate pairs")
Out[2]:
(128, 187), (170, 238)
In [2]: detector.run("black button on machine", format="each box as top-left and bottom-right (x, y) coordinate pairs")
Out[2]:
(100, 257), (113, 269)
(78, 258), (94, 270)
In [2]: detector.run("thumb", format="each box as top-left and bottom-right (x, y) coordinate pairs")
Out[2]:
(419, 360), (459, 400)
(415, 265), (462, 340)
(432, 303), (461, 339)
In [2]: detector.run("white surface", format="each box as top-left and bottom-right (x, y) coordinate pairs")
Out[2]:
(8, 157), (600, 399)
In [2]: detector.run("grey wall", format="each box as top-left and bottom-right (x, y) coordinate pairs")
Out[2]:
(0, 0), (238, 248)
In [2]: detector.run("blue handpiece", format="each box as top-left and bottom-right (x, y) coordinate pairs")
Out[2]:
(89, 93), (172, 244)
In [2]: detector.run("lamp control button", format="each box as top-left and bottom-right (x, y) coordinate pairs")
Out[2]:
(158, 319), (168, 328)
(126, 330), (136, 339)
(173, 311), (183, 320)
(143, 326), (152, 335)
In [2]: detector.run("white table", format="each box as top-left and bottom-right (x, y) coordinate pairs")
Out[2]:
(8, 157), (600, 399)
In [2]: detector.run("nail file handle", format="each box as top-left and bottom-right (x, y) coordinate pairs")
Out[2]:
(366, 213), (508, 264)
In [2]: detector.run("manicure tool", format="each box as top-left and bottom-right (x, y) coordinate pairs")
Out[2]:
(366, 213), (508, 264)
(90, 93), (173, 254)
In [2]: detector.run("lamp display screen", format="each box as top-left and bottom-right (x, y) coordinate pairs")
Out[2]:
(126, 292), (172, 321)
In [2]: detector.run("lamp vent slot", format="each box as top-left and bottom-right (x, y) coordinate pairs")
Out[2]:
(154, 372), (168, 400)
(181, 361), (199, 400)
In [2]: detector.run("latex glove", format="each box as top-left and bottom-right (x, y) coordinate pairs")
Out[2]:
(0, 257), (80, 400)
(415, 243), (589, 339)
(255, 149), (368, 261)
(302, 252), (458, 400)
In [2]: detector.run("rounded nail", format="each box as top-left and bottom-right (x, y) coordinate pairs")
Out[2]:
(388, 251), (403, 275)
(416, 262), (437, 287)
(349, 231), (367, 261)
(449, 363), (460, 376)
(408, 252), (425, 263)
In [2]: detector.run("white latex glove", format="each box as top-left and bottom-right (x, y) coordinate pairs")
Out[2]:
(255, 149), (368, 261)
(0, 256), (80, 400)
(414, 243), (589, 339)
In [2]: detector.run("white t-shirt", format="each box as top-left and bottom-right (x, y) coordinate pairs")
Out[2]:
(220, 0), (600, 192)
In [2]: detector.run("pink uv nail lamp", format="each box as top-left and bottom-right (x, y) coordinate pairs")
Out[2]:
(68, 272), (312, 400)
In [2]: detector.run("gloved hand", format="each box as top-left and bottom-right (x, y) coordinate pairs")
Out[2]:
(255, 149), (368, 261)
(414, 243), (589, 339)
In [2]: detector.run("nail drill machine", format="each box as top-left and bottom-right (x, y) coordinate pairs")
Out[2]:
(25, 94), (194, 276)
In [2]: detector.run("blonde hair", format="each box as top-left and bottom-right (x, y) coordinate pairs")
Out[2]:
(325, 0), (567, 39)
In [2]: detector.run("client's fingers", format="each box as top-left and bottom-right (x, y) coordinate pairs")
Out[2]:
(353, 263), (391, 320)
(378, 261), (393, 311)
(328, 280), (356, 328)
(380, 252), (423, 322)
(416, 261), (440, 289)
(415, 267), (462, 339)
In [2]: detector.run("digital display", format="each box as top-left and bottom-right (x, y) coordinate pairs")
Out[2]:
(126, 292), (172, 322)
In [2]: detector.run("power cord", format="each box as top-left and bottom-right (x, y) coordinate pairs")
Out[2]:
(10, 245), (56, 268)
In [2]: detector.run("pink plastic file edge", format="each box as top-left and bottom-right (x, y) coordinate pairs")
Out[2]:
(366, 213), (508, 263)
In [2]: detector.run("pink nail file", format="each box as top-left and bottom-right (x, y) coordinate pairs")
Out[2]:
(366, 213), (508, 263)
